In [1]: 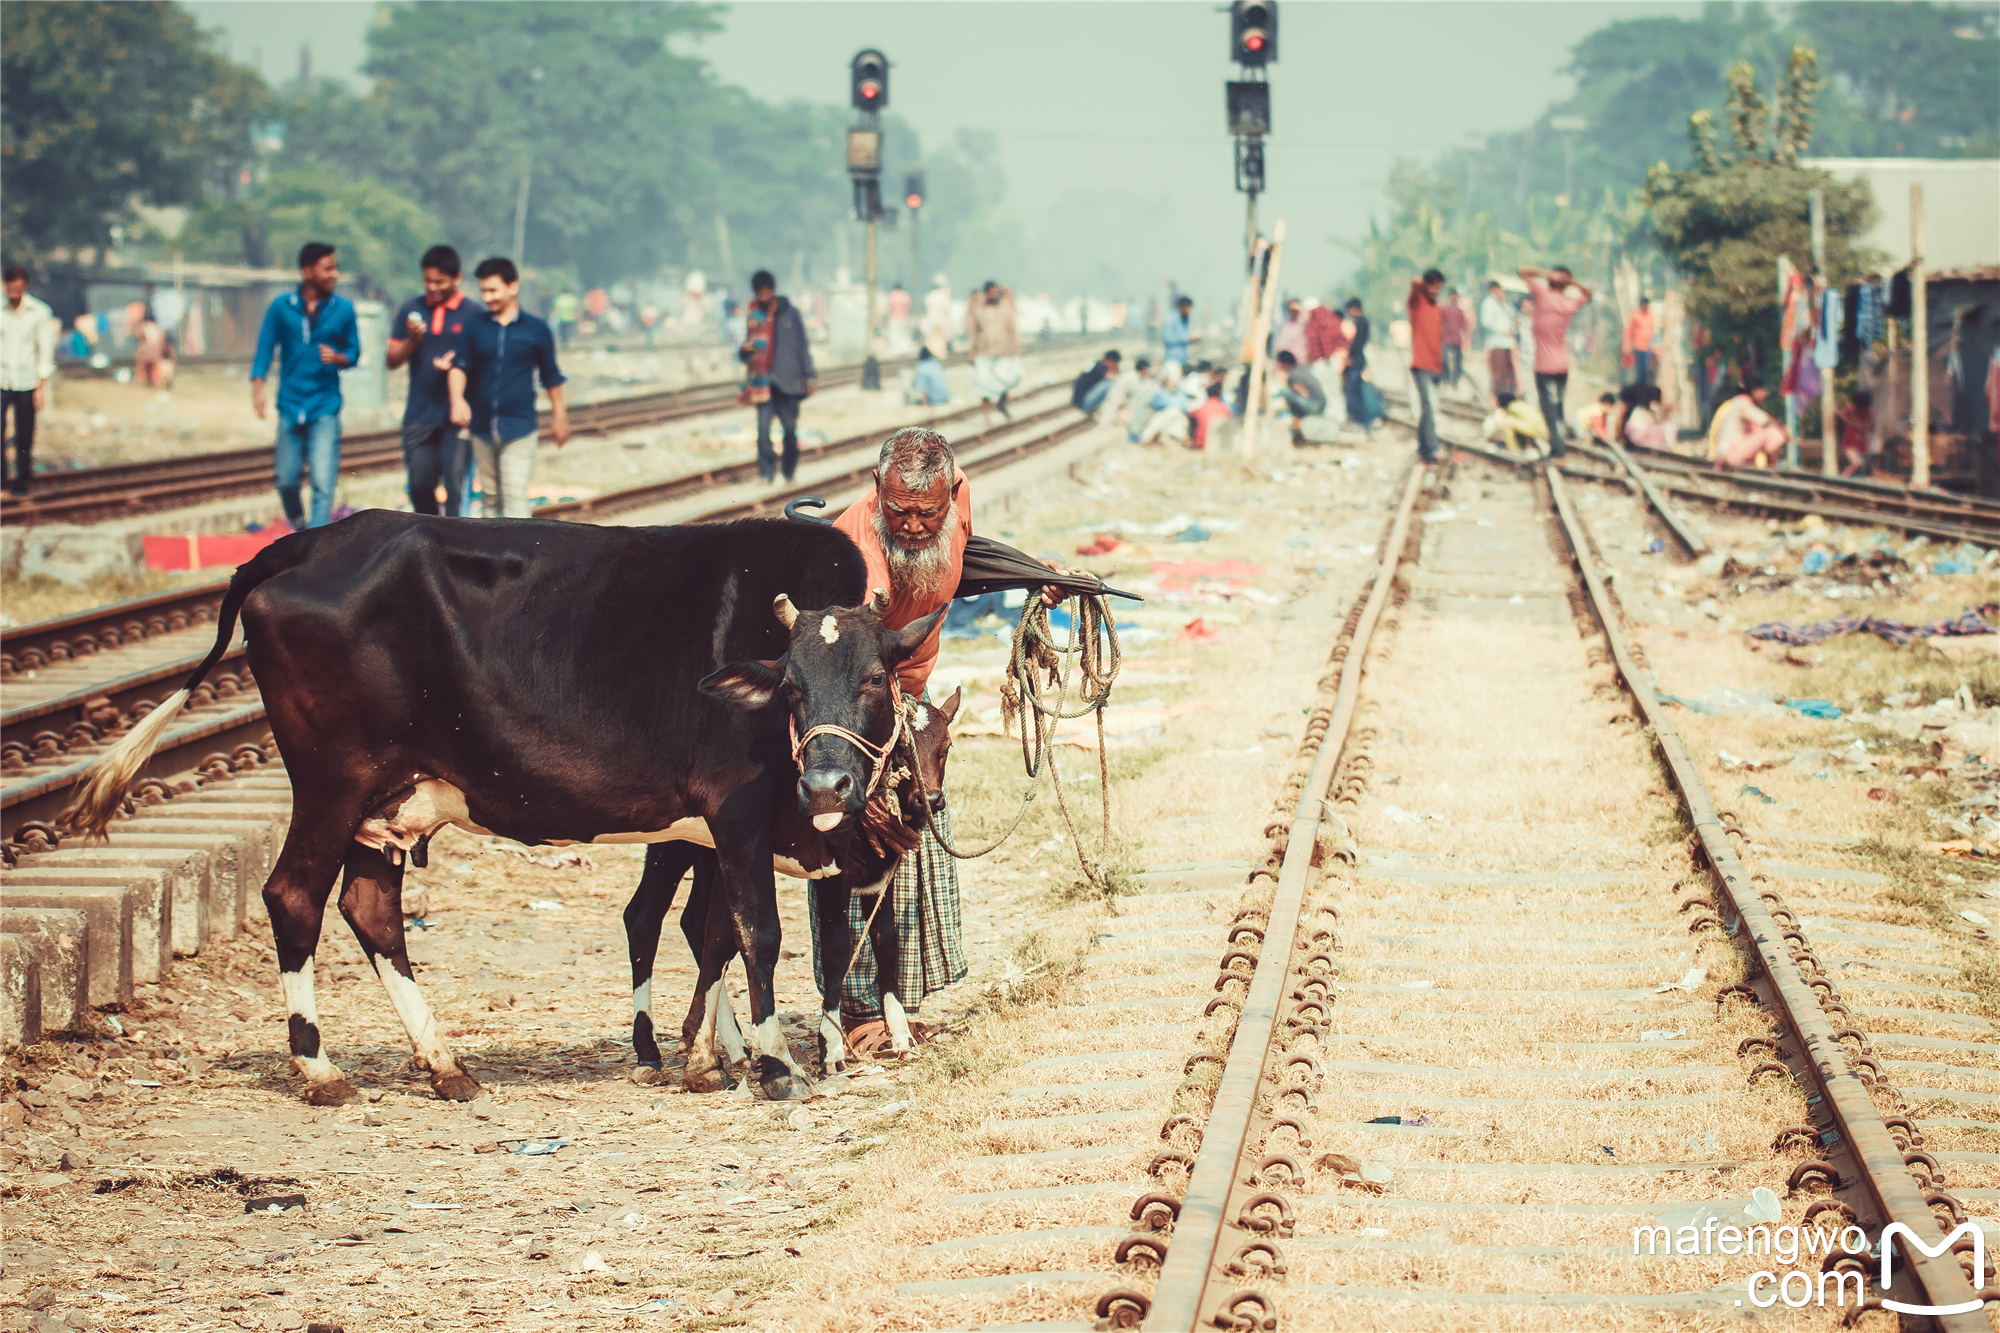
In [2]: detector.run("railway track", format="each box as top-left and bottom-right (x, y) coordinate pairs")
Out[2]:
(1423, 395), (2000, 546)
(0, 338), (1101, 527)
(810, 430), (1991, 1329)
(1101, 450), (1989, 1330)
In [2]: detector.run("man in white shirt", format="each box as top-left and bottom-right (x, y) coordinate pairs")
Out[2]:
(1477, 280), (1517, 405)
(1, 265), (58, 496)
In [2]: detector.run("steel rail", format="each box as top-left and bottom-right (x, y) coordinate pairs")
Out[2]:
(1, 643), (246, 759)
(1, 584), (231, 679)
(1140, 464), (1424, 1333)
(536, 385), (1070, 522)
(1545, 464), (1986, 1332)
(1431, 394), (2000, 531)
(0, 387), (1080, 672)
(1, 338), (1104, 526)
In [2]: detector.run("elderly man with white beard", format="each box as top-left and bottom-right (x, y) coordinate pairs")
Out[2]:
(817, 426), (1061, 1057)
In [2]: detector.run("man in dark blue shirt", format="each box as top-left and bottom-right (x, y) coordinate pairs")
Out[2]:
(387, 244), (473, 516)
(250, 242), (360, 528)
(447, 257), (568, 519)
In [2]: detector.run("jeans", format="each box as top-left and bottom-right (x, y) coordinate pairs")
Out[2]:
(401, 421), (471, 517)
(1442, 344), (1463, 388)
(3, 389), (35, 494)
(756, 389), (803, 481)
(1343, 364), (1377, 427)
(1161, 342), (1188, 370)
(1279, 389), (1324, 420)
(1535, 372), (1569, 456)
(1078, 379), (1112, 414)
(473, 432), (539, 519)
(1630, 350), (1654, 385)
(275, 414), (342, 529)
(1411, 368), (1442, 460)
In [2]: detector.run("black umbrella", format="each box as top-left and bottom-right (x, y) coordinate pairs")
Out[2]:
(784, 497), (1142, 603)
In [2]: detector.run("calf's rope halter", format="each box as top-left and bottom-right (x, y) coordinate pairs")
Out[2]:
(787, 674), (904, 798)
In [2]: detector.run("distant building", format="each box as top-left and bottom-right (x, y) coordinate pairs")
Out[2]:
(1806, 158), (2000, 273)
(35, 260), (301, 363)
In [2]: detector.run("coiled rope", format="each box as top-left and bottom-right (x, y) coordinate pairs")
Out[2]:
(914, 587), (1122, 891)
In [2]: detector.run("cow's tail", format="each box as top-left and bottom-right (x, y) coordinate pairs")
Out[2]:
(59, 539), (301, 841)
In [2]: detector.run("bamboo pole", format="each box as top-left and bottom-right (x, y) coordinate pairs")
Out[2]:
(1239, 218), (1286, 458)
(1811, 188), (1836, 477)
(1909, 182), (1928, 490)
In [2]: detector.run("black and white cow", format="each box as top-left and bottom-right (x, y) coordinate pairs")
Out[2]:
(623, 685), (961, 1086)
(60, 511), (940, 1104)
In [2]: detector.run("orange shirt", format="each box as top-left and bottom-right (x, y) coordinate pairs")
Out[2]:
(832, 467), (970, 697)
(1407, 285), (1442, 374)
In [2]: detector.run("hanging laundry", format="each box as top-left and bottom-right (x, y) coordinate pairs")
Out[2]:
(1814, 289), (1840, 370)
(1886, 268), (1912, 319)
(1855, 281), (1883, 350)
(1839, 285), (1862, 367)
(1793, 352), (1822, 411)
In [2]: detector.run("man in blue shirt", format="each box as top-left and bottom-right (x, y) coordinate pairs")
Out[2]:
(1161, 295), (1198, 369)
(251, 242), (361, 528)
(387, 244), (473, 516)
(447, 257), (568, 518)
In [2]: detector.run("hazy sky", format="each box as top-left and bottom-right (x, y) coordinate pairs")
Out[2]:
(185, 0), (1702, 302)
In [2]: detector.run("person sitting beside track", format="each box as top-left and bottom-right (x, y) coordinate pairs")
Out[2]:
(906, 346), (951, 407)
(1274, 349), (1327, 446)
(1619, 382), (1672, 451)
(1707, 381), (1789, 470)
(1137, 363), (1196, 446)
(1189, 381), (1234, 450)
(1483, 394), (1550, 457)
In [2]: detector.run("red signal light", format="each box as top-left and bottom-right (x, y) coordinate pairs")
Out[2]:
(906, 193), (922, 208)
(860, 80), (881, 101)
(1244, 32), (1264, 50)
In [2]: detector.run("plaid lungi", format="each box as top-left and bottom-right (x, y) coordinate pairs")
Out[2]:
(806, 806), (967, 1019)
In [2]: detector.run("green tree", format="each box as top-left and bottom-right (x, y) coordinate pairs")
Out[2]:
(0, 1), (269, 262)
(177, 168), (442, 299)
(1645, 50), (1878, 372)
(279, 3), (725, 287)
(1792, 1), (2000, 156)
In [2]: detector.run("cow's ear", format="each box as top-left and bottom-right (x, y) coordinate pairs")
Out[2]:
(886, 606), (947, 663)
(938, 686), (963, 724)
(699, 659), (784, 708)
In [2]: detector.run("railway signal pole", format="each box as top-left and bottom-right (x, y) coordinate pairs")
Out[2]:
(905, 172), (925, 300)
(1227, 1), (1276, 268)
(848, 49), (889, 389)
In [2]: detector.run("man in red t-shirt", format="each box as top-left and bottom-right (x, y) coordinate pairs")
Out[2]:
(1407, 268), (1445, 463)
(1518, 263), (1594, 458)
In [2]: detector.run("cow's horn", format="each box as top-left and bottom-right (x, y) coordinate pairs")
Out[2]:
(868, 588), (891, 616)
(773, 594), (799, 629)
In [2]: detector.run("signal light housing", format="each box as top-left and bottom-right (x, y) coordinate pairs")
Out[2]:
(851, 49), (889, 113)
(1230, 1), (1277, 66)
(904, 171), (924, 210)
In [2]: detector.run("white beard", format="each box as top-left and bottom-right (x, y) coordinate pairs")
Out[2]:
(874, 499), (958, 602)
